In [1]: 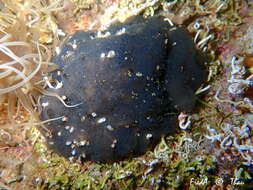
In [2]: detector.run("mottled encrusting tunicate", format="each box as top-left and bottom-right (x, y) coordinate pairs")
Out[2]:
(39, 16), (206, 162)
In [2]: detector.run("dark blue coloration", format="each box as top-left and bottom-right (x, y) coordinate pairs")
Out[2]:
(39, 16), (206, 162)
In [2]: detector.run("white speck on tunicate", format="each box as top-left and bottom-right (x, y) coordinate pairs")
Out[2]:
(81, 116), (86, 122)
(80, 140), (86, 146)
(136, 72), (143, 77)
(97, 117), (106, 124)
(91, 112), (97, 117)
(107, 50), (116, 58)
(146, 134), (153, 140)
(111, 139), (117, 148)
(97, 31), (111, 38)
(100, 53), (106, 58)
(106, 125), (114, 131)
(72, 40), (77, 49)
(69, 127), (74, 133)
(116, 27), (126, 35)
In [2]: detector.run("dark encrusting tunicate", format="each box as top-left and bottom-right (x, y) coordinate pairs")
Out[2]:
(39, 16), (206, 163)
